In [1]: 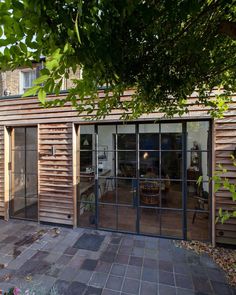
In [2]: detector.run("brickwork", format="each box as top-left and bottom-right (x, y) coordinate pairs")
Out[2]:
(0, 66), (81, 96)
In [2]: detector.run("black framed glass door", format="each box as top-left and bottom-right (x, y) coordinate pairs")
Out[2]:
(9, 127), (38, 220)
(78, 121), (211, 241)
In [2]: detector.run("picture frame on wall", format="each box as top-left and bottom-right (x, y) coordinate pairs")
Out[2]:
(98, 145), (108, 160)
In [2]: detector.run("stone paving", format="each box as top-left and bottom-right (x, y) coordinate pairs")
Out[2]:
(0, 219), (235, 295)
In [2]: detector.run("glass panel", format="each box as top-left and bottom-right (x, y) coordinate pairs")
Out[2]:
(80, 125), (95, 135)
(98, 125), (116, 151)
(117, 134), (136, 150)
(117, 124), (135, 133)
(98, 204), (117, 229)
(118, 206), (136, 232)
(162, 181), (182, 209)
(99, 178), (116, 203)
(161, 151), (182, 179)
(139, 179), (161, 206)
(80, 134), (93, 150)
(161, 210), (183, 238)
(187, 211), (210, 241)
(140, 208), (160, 236)
(26, 151), (37, 173)
(187, 182), (209, 210)
(161, 133), (182, 150)
(117, 151), (136, 177)
(78, 201), (96, 228)
(139, 123), (159, 133)
(11, 174), (25, 198)
(161, 123), (182, 133)
(12, 151), (25, 173)
(98, 151), (115, 176)
(13, 128), (25, 150)
(187, 121), (209, 150)
(140, 133), (159, 150)
(26, 195), (38, 220)
(11, 196), (25, 217)
(10, 127), (38, 220)
(26, 175), (37, 197)
(80, 151), (94, 173)
(117, 178), (136, 205)
(187, 152), (209, 181)
(79, 177), (95, 202)
(26, 127), (37, 150)
(140, 151), (159, 177)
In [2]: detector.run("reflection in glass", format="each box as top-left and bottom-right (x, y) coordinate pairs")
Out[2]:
(78, 201), (96, 228)
(117, 151), (136, 177)
(98, 125), (116, 149)
(140, 133), (159, 150)
(140, 151), (159, 177)
(161, 151), (182, 179)
(13, 128), (25, 150)
(187, 152), (209, 182)
(80, 151), (94, 173)
(161, 210), (183, 238)
(140, 208), (160, 235)
(118, 206), (136, 232)
(187, 182), (209, 210)
(99, 204), (116, 229)
(187, 121), (209, 150)
(162, 181), (182, 209)
(187, 211), (209, 241)
(79, 176), (95, 202)
(117, 134), (136, 150)
(161, 123), (182, 133)
(26, 128), (37, 150)
(117, 179), (135, 205)
(161, 133), (182, 150)
(12, 151), (25, 173)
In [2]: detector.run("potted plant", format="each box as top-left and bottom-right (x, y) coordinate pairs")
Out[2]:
(80, 192), (96, 225)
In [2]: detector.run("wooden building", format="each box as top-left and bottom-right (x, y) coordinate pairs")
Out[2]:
(0, 85), (235, 245)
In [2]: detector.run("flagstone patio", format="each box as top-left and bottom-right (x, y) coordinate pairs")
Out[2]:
(0, 219), (234, 295)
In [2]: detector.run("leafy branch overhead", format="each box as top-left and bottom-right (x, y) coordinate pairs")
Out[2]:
(0, 0), (236, 118)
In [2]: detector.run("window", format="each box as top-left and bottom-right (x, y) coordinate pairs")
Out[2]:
(20, 69), (37, 94)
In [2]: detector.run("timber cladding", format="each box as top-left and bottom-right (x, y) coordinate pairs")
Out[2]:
(214, 122), (236, 245)
(0, 92), (235, 244)
(38, 123), (74, 226)
(0, 126), (4, 217)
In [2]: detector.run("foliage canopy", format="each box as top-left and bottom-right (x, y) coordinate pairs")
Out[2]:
(0, 0), (236, 119)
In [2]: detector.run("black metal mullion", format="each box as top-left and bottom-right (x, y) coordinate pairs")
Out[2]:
(95, 125), (99, 229)
(136, 124), (140, 234)
(115, 125), (118, 231)
(159, 123), (162, 235)
(182, 122), (187, 240)
(24, 128), (27, 219)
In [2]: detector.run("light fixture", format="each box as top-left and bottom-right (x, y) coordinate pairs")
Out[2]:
(83, 138), (89, 146)
(143, 152), (149, 160)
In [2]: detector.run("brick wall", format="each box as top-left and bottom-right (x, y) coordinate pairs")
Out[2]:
(0, 66), (81, 96)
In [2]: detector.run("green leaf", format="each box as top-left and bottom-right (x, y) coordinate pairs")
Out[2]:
(33, 75), (49, 85)
(22, 86), (40, 97)
(38, 89), (46, 103)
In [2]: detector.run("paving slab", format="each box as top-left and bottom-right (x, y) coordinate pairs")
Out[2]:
(0, 220), (234, 295)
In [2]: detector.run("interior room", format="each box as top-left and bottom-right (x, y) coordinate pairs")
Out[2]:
(78, 121), (211, 241)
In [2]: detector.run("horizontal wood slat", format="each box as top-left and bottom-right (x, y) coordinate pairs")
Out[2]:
(0, 90), (235, 244)
(215, 120), (236, 245)
(39, 123), (74, 226)
(0, 126), (4, 217)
